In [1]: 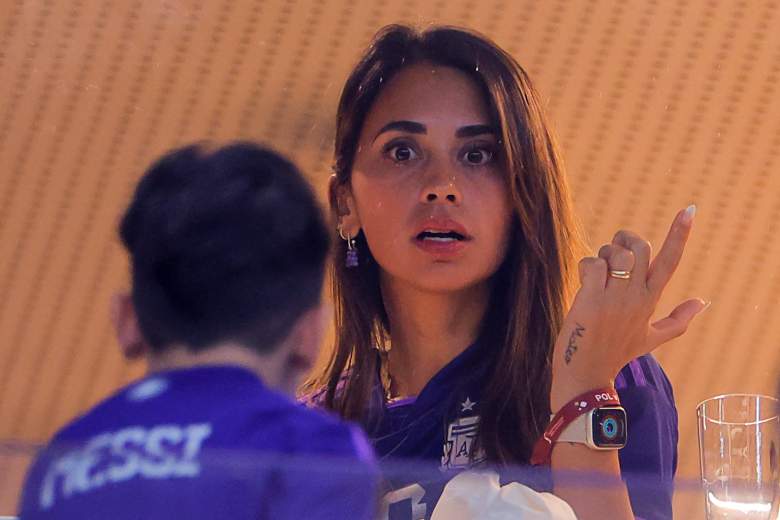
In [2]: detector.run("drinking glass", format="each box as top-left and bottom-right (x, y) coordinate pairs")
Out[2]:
(698, 394), (780, 519)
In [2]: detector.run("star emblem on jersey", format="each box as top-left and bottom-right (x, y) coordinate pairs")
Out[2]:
(460, 397), (476, 412)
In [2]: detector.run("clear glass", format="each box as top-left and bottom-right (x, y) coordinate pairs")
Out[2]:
(698, 394), (780, 519)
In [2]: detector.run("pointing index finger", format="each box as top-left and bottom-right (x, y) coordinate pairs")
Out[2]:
(647, 205), (696, 295)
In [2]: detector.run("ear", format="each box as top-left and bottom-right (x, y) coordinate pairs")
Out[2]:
(287, 303), (327, 371)
(110, 291), (148, 360)
(328, 174), (361, 237)
(272, 303), (328, 395)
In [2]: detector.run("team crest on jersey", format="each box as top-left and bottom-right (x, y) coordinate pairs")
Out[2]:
(440, 397), (484, 470)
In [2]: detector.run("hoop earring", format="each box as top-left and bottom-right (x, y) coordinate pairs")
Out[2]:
(339, 227), (359, 268)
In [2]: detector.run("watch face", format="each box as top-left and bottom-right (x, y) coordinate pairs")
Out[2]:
(591, 407), (627, 448)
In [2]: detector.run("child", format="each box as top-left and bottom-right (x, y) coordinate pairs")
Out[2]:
(19, 142), (378, 519)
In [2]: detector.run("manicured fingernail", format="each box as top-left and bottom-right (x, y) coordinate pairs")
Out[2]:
(681, 204), (696, 225)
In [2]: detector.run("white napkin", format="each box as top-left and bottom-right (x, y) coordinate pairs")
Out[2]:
(430, 470), (577, 520)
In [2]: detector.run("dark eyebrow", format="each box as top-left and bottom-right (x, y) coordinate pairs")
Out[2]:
(455, 124), (497, 138)
(373, 121), (426, 142)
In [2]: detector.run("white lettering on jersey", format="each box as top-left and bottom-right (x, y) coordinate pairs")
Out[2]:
(141, 425), (184, 478)
(177, 424), (212, 477)
(107, 427), (145, 483)
(39, 422), (212, 510)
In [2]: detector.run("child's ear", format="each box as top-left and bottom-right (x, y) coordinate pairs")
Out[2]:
(290, 304), (327, 369)
(328, 175), (361, 237)
(276, 303), (328, 396)
(110, 292), (148, 360)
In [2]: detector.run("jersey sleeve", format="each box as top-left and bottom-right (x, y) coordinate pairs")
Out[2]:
(616, 355), (679, 520)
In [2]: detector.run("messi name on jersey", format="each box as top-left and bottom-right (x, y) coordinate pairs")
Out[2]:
(37, 422), (212, 510)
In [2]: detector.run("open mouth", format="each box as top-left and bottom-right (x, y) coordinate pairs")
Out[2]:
(416, 230), (467, 242)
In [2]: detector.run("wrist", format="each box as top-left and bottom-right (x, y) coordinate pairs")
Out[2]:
(550, 371), (615, 412)
(532, 386), (623, 466)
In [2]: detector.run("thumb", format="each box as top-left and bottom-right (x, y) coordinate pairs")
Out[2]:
(647, 298), (709, 349)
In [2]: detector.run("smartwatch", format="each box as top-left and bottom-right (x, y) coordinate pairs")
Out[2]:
(531, 387), (625, 465)
(555, 406), (627, 450)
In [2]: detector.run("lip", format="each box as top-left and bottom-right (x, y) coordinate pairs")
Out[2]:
(411, 217), (472, 258)
(413, 237), (468, 257)
(412, 217), (472, 240)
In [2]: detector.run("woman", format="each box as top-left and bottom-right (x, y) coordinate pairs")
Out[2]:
(307, 24), (705, 520)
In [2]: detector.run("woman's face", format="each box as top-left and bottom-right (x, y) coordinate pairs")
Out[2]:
(344, 62), (513, 293)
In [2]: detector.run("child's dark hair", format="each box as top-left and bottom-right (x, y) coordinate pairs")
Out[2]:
(119, 142), (329, 354)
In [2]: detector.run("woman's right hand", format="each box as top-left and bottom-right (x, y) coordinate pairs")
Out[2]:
(550, 205), (707, 410)
(547, 206), (707, 520)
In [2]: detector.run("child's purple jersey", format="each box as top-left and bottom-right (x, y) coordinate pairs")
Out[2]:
(360, 342), (678, 520)
(19, 365), (378, 520)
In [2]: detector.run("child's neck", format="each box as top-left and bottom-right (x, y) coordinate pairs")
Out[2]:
(147, 342), (292, 393)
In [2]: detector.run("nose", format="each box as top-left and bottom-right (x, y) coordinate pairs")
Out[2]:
(420, 168), (462, 205)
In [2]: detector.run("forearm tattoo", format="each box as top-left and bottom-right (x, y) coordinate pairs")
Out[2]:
(564, 323), (585, 364)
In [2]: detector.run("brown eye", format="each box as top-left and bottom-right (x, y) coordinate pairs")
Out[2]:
(462, 148), (493, 165)
(389, 145), (417, 162)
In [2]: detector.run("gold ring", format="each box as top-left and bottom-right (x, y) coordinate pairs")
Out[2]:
(608, 270), (632, 280)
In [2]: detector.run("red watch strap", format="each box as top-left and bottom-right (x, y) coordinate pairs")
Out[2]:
(531, 387), (620, 466)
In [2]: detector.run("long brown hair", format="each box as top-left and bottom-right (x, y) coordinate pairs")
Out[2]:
(308, 24), (587, 465)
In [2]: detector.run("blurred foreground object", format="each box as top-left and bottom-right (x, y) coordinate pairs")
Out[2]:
(430, 471), (576, 520)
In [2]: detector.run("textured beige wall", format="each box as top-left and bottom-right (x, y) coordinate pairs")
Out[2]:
(1, 1), (779, 516)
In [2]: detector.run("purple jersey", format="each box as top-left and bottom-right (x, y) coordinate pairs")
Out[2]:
(360, 341), (678, 520)
(19, 365), (378, 520)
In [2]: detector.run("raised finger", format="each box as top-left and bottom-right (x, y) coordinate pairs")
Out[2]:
(647, 206), (696, 295)
(612, 230), (652, 286)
